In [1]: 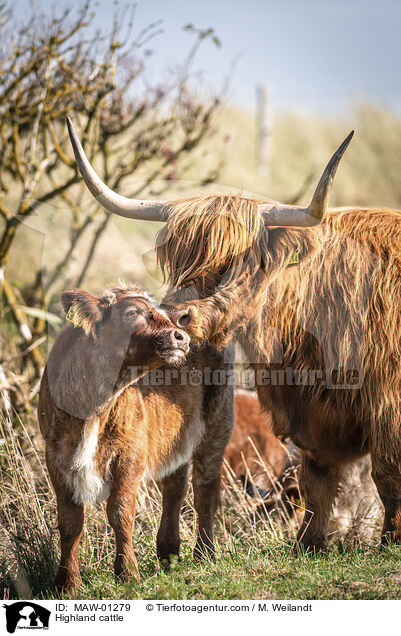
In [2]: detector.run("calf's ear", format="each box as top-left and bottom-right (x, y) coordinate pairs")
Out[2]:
(61, 289), (104, 336)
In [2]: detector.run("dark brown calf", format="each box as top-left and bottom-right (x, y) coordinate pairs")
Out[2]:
(225, 390), (300, 513)
(38, 284), (234, 589)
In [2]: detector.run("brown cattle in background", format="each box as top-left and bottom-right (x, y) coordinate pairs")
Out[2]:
(227, 389), (286, 481)
(228, 391), (382, 544)
(226, 390), (299, 506)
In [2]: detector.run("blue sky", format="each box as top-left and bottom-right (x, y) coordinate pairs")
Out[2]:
(17, 0), (401, 114)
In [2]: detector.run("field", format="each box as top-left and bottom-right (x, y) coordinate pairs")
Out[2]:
(3, 104), (401, 600)
(1, 407), (401, 601)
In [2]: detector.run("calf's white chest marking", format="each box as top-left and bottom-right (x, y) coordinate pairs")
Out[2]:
(67, 420), (110, 505)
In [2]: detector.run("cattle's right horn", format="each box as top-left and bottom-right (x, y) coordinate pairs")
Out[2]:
(66, 117), (168, 222)
(307, 130), (354, 221)
(260, 131), (354, 227)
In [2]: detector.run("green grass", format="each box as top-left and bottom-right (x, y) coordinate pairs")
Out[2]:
(52, 540), (401, 601)
(1, 410), (401, 601)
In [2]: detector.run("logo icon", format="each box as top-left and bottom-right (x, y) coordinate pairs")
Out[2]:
(3, 602), (50, 634)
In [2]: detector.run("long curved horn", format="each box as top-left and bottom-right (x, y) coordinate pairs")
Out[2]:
(260, 131), (354, 227)
(66, 117), (168, 221)
(68, 116), (353, 228)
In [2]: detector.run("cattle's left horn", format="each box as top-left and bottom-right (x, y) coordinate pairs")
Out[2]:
(260, 131), (354, 227)
(66, 117), (168, 221)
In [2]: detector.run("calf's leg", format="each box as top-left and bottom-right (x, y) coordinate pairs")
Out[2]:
(192, 469), (222, 559)
(106, 459), (143, 581)
(157, 463), (189, 563)
(192, 364), (234, 559)
(56, 500), (84, 590)
(47, 460), (84, 590)
(371, 453), (401, 544)
(297, 452), (342, 552)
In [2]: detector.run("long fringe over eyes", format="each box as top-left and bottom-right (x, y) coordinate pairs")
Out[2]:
(157, 194), (264, 290)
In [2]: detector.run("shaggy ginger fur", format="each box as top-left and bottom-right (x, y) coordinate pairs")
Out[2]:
(158, 195), (401, 550)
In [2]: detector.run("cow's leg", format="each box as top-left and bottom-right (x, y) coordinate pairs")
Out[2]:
(157, 463), (189, 563)
(296, 452), (342, 552)
(371, 454), (401, 544)
(192, 469), (222, 560)
(193, 347), (234, 559)
(49, 465), (84, 590)
(56, 497), (84, 590)
(106, 459), (143, 581)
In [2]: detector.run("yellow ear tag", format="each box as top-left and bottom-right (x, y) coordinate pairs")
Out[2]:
(292, 496), (305, 512)
(287, 250), (300, 266)
(66, 305), (82, 327)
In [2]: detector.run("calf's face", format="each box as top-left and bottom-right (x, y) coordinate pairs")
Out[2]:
(117, 294), (190, 367)
(61, 287), (190, 369)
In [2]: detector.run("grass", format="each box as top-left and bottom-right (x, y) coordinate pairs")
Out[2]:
(1, 408), (401, 601)
(60, 540), (401, 601)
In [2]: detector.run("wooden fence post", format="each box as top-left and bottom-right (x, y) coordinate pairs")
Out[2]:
(256, 84), (273, 177)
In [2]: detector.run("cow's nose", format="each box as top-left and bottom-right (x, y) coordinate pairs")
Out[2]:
(175, 308), (193, 329)
(171, 328), (190, 350)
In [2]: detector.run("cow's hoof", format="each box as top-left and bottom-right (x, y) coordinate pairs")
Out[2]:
(54, 569), (81, 592)
(157, 542), (180, 563)
(157, 546), (181, 571)
(114, 557), (140, 583)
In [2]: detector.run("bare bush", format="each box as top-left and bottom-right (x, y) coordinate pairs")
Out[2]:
(0, 1), (223, 395)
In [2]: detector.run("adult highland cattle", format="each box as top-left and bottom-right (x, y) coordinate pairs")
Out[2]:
(67, 117), (401, 552)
